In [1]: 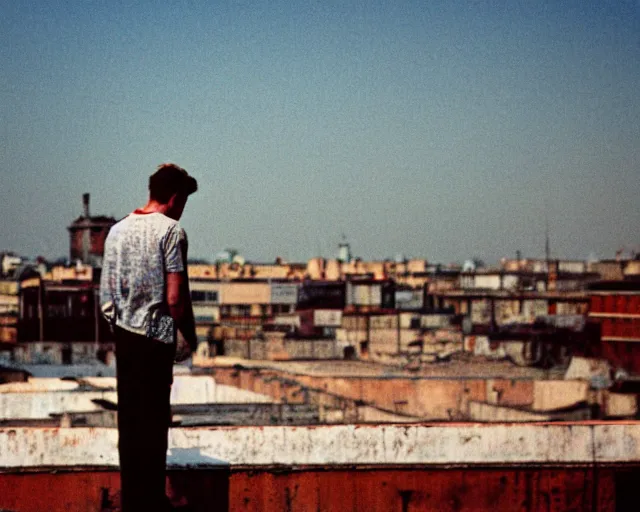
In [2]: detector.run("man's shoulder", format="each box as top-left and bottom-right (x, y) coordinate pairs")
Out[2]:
(141, 213), (182, 231)
(112, 213), (182, 234)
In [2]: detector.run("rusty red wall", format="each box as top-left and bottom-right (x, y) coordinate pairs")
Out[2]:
(229, 468), (623, 512)
(590, 292), (640, 374)
(601, 340), (640, 376)
(69, 226), (111, 263)
(0, 466), (635, 512)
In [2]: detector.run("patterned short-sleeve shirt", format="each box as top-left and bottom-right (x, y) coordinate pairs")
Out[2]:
(100, 211), (187, 344)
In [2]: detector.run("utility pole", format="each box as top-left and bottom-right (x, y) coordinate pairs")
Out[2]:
(38, 278), (44, 342)
(396, 308), (401, 355)
(94, 285), (100, 344)
(545, 217), (550, 267)
(545, 215), (551, 291)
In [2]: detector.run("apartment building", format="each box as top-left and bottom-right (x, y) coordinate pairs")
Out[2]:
(588, 280), (640, 375)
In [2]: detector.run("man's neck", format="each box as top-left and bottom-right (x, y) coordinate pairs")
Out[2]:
(135, 200), (169, 215)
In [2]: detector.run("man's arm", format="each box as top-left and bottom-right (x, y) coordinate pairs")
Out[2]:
(179, 230), (197, 351)
(99, 240), (116, 329)
(181, 269), (197, 349)
(166, 272), (197, 351)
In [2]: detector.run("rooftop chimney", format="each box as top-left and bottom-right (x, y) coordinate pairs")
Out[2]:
(83, 193), (90, 218)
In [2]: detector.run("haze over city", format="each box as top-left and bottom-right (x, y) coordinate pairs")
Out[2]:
(2, 0), (639, 264)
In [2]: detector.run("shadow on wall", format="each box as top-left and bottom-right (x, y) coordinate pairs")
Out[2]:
(98, 449), (230, 512)
(167, 447), (229, 468)
(166, 468), (230, 512)
(166, 448), (230, 512)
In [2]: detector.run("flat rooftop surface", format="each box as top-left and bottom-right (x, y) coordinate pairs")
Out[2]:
(199, 354), (566, 380)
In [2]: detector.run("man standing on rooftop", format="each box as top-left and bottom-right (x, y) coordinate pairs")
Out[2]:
(100, 163), (198, 511)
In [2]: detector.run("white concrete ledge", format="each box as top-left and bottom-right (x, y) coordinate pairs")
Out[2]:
(0, 423), (638, 470)
(594, 423), (640, 462)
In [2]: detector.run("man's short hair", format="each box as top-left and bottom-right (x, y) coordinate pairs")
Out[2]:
(149, 163), (198, 203)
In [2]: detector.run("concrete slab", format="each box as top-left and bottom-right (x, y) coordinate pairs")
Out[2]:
(0, 423), (638, 470)
(532, 380), (590, 411)
(594, 423), (640, 463)
(605, 392), (638, 418)
(0, 379), (79, 393)
(0, 391), (118, 420)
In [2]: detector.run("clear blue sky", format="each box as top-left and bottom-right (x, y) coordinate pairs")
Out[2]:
(2, 0), (639, 264)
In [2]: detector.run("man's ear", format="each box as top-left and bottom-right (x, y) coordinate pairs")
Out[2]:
(167, 193), (179, 209)
(166, 193), (187, 220)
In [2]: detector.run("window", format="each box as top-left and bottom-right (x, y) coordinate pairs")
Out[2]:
(272, 304), (293, 314)
(191, 290), (218, 303)
(230, 305), (251, 317)
(47, 304), (67, 318)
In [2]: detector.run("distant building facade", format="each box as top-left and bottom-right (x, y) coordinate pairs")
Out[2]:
(588, 280), (640, 375)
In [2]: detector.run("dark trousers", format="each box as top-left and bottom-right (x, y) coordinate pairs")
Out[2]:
(115, 327), (175, 511)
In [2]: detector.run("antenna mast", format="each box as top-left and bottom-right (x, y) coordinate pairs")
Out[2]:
(545, 216), (550, 264)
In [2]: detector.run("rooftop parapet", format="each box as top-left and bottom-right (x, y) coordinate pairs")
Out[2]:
(0, 423), (638, 511)
(1, 422), (639, 470)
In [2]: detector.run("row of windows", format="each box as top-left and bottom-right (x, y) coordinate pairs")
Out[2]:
(22, 303), (91, 319)
(591, 295), (640, 315)
(600, 318), (640, 339)
(191, 291), (219, 303)
(22, 301), (292, 321)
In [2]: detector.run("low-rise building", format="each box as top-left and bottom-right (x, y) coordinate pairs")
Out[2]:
(0, 280), (19, 344)
(588, 280), (640, 375)
(17, 276), (111, 345)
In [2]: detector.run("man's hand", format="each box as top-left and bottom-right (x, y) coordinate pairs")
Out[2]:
(174, 331), (194, 363)
(167, 271), (198, 362)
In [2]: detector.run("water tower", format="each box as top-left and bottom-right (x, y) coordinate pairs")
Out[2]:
(67, 194), (116, 267)
(337, 235), (351, 263)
